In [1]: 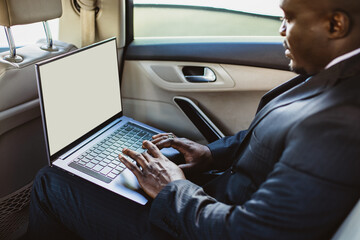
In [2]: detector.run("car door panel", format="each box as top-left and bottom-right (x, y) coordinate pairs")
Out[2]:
(121, 53), (295, 143)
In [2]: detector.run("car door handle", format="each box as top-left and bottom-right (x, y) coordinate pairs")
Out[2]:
(182, 66), (216, 83)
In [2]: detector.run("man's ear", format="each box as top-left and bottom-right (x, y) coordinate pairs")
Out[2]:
(328, 11), (351, 39)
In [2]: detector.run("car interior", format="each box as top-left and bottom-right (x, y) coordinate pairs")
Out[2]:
(0, 0), (358, 239)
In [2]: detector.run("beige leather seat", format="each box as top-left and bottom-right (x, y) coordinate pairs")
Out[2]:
(0, 0), (76, 238)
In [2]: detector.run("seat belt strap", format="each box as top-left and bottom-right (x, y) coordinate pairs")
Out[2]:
(78, 0), (97, 47)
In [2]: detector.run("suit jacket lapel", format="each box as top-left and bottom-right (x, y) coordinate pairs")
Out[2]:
(255, 51), (360, 120)
(256, 74), (309, 113)
(248, 59), (341, 137)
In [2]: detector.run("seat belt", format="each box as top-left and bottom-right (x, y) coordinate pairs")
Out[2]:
(78, 0), (97, 47)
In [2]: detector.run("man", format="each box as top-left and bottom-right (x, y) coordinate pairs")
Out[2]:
(28, 0), (360, 239)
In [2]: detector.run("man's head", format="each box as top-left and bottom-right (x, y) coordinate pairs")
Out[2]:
(279, 0), (360, 75)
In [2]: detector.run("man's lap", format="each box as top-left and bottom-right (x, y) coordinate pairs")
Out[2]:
(27, 166), (174, 240)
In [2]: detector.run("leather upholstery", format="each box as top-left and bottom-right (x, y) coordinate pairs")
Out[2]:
(0, 40), (75, 111)
(0, 0), (62, 27)
(0, 40), (77, 136)
(0, 39), (76, 196)
(0, 1), (74, 237)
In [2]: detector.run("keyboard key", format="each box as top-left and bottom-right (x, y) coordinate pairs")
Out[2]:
(103, 159), (111, 164)
(103, 150), (112, 156)
(129, 146), (137, 151)
(132, 135), (141, 140)
(93, 164), (103, 172)
(133, 144), (142, 149)
(113, 149), (122, 154)
(91, 159), (100, 164)
(68, 162), (112, 183)
(92, 149), (101, 155)
(78, 160), (87, 166)
(112, 160), (121, 165)
(100, 166), (112, 175)
(116, 165), (125, 171)
(99, 161), (107, 167)
(85, 162), (95, 169)
(111, 169), (120, 175)
(98, 146), (105, 151)
(107, 173), (117, 179)
(144, 134), (152, 139)
(108, 163), (116, 168)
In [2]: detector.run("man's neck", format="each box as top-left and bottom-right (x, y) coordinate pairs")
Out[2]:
(325, 48), (360, 69)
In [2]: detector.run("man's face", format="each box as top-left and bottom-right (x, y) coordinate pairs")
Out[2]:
(279, 0), (330, 75)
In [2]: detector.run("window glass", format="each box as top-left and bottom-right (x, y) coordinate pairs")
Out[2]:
(133, 0), (282, 38)
(0, 19), (59, 53)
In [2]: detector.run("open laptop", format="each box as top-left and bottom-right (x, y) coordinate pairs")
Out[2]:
(35, 37), (176, 205)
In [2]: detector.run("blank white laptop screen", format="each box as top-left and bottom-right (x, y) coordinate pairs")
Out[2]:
(38, 39), (122, 156)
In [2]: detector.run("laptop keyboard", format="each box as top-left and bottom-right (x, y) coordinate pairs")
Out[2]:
(68, 123), (156, 183)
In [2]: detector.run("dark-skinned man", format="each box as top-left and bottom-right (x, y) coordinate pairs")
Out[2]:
(28, 0), (360, 239)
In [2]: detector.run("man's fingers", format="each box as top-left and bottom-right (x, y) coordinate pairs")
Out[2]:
(118, 153), (142, 178)
(152, 133), (168, 139)
(152, 133), (176, 140)
(141, 151), (152, 162)
(122, 148), (148, 169)
(151, 135), (168, 145)
(142, 140), (162, 158)
(153, 138), (174, 149)
(151, 133), (176, 143)
(155, 138), (192, 156)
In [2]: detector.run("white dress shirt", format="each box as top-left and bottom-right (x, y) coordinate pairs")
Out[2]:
(325, 48), (360, 69)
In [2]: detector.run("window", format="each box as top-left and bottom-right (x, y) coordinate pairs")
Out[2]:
(133, 0), (282, 38)
(0, 19), (59, 53)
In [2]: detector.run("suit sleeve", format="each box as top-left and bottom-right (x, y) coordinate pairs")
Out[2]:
(149, 106), (360, 240)
(207, 130), (248, 170)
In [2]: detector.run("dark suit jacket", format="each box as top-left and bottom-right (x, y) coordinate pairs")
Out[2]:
(149, 53), (360, 240)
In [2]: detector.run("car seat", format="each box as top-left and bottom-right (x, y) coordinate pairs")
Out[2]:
(0, 0), (76, 238)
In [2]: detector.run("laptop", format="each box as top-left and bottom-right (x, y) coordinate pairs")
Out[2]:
(35, 37), (176, 205)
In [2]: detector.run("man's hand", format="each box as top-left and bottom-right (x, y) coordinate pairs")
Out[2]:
(151, 133), (213, 175)
(119, 140), (185, 199)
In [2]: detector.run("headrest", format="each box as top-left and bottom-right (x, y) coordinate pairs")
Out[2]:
(0, 0), (62, 27)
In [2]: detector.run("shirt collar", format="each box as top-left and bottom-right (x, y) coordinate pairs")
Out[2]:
(325, 48), (360, 69)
